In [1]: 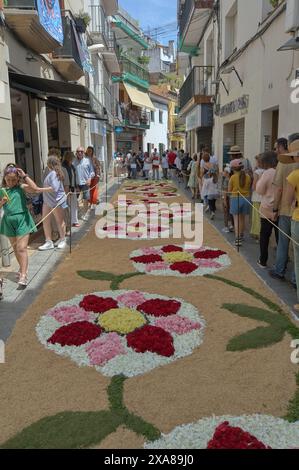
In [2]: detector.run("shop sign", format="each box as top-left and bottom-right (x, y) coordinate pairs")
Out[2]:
(186, 105), (213, 132)
(36, 0), (64, 45)
(218, 95), (249, 118)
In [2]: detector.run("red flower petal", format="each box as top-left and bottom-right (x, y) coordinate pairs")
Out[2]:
(79, 295), (118, 313)
(127, 325), (174, 357)
(47, 321), (102, 347)
(137, 299), (181, 317)
(162, 245), (184, 253)
(194, 250), (226, 260)
(207, 421), (271, 449)
(131, 254), (163, 264)
(170, 262), (198, 274)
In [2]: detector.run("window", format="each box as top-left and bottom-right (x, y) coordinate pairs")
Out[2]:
(225, 2), (238, 59)
(159, 110), (163, 124)
(151, 111), (155, 122)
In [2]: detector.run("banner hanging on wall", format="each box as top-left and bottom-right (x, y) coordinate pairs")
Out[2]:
(36, 0), (64, 45)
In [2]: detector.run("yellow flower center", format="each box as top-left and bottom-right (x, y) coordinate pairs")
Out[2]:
(97, 308), (146, 335)
(163, 252), (194, 264)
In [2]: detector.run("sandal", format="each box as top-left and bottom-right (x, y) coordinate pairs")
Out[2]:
(18, 275), (28, 287)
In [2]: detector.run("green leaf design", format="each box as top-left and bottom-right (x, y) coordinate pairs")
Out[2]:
(77, 271), (144, 290)
(227, 325), (285, 352)
(223, 304), (290, 329)
(0, 411), (121, 449)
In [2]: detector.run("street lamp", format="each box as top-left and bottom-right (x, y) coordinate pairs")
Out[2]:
(222, 66), (243, 87)
(277, 36), (299, 51)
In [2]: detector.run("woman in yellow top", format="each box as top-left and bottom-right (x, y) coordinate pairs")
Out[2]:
(286, 140), (299, 315)
(228, 159), (252, 247)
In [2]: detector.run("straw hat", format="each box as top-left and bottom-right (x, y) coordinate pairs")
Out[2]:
(278, 139), (299, 164)
(227, 145), (243, 155)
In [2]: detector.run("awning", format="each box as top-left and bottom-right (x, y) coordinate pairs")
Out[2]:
(124, 83), (155, 111)
(9, 71), (106, 120)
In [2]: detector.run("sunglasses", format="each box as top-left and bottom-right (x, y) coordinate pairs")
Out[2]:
(5, 166), (18, 175)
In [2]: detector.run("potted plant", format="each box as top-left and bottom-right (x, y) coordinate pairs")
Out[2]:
(137, 56), (150, 66)
(75, 11), (91, 33)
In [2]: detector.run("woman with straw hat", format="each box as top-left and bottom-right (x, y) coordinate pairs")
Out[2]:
(228, 145), (253, 177)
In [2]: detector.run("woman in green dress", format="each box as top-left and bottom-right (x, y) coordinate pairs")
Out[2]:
(0, 164), (53, 289)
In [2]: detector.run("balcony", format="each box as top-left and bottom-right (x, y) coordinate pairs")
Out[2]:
(112, 8), (148, 51)
(112, 54), (149, 90)
(179, 0), (213, 53)
(120, 105), (150, 129)
(4, 0), (63, 54)
(88, 5), (110, 45)
(52, 12), (84, 81)
(179, 66), (214, 114)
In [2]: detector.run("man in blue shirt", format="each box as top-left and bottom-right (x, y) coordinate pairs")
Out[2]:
(73, 147), (95, 221)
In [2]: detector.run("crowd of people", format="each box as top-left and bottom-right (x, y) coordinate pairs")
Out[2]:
(0, 146), (101, 289)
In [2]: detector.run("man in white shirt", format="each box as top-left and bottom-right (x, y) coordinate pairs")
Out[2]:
(73, 147), (95, 221)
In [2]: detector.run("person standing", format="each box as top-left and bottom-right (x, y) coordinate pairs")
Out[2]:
(255, 151), (279, 268)
(152, 148), (160, 181)
(143, 152), (152, 180)
(62, 151), (79, 228)
(73, 147), (95, 221)
(161, 152), (169, 179)
(285, 140), (299, 314)
(38, 156), (68, 252)
(125, 151), (132, 179)
(228, 159), (251, 247)
(205, 168), (219, 220)
(270, 137), (299, 284)
(167, 148), (177, 177)
(250, 155), (264, 240)
(0, 164), (53, 286)
(86, 146), (101, 208)
(181, 152), (191, 189)
(228, 145), (253, 178)
(130, 153), (138, 179)
(222, 165), (234, 233)
(188, 154), (199, 200)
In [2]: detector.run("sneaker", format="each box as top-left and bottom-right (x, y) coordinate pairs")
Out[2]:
(257, 259), (267, 268)
(222, 227), (230, 233)
(210, 212), (215, 220)
(38, 240), (54, 251)
(235, 238), (242, 247)
(229, 226), (234, 232)
(18, 275), (28, 286)
(82, 214), (89, 221)
(269, 270), (285, 281)
(57, 239), (67, 250)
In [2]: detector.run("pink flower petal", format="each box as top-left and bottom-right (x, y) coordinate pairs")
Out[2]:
(47, 306), (95, 324)
(155, 315), (201, 335)
(116, 291), (147, 308)
(86, 333), (126, 366)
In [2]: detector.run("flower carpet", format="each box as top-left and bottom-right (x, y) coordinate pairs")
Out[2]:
(0, 178), (298, 449)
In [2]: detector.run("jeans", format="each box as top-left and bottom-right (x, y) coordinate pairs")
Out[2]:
(208, 199), (216, 213)
(153, 168), (159, 180)
(162, 168), (168, 179)
(291, 220), (299, 301)
(144, 170), (150, 180)
(274, 216), (296, 282)
(260, 218), (279, 266)
(131, 168), (137, 179)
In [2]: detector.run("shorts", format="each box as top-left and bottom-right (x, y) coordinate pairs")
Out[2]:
(79, 184), (90, 201)
(0, 211), (37, 238)
(230, 196), (251, 216)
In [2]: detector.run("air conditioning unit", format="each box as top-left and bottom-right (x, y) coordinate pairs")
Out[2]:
(285, 0), (299, 33)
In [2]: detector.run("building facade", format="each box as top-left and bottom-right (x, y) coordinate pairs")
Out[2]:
(143, 87), (169, 155)
(178, 0), (299, 167)
(0, 0), (118, 182)
(144, 39), (175, 74)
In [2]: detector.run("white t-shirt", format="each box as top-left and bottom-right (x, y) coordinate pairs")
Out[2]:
(200, 155), (218, 168)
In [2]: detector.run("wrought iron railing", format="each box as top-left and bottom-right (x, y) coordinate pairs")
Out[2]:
(120, 54), (149, 83)
(179, 66), (214, 110)
(88, 5), (109, 41)
(179, 0), (214, 38)
(120, 105), (150, 129)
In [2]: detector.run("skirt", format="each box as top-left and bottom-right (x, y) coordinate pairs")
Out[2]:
(0, 211), (37, 238)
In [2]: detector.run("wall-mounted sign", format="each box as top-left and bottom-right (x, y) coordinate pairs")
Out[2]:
(218, 95), (249, 118)
(36, 0), (64, 45)
(186, 104), (213, 132)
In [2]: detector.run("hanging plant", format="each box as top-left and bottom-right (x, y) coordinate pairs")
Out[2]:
(75, 11), (91, 33)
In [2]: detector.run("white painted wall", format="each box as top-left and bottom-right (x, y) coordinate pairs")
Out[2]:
(143, 99), (168, 153)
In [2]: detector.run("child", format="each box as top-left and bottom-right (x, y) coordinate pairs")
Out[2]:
(228, 159), (252, 246)
(256, 151), (279, 268)
(250, 155), (264, 241)
(206, 168), (219, 220)
(222, 165), (234, 232)
(0, 164), (53, 287)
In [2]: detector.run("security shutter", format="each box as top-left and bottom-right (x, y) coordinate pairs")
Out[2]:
(234, 119), (245, 153)
(197, 128), (212, 152)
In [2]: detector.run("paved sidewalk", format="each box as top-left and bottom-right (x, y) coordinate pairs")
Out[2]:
(0, 176), (124, 342)
(173, 176), (298, 317)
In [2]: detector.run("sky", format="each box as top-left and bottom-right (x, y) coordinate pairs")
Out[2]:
(119, 0), (177, 45)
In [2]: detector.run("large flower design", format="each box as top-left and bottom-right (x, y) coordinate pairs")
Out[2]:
(36, 290), (205, 377)
(144, 415), (299, 449)
(130, 245), (231, 276)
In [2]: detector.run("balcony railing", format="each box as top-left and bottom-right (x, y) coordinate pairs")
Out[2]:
(120, 105), (150, 129)
(179, 66), (214, 110)
(179, 0), (214, 39)
(53, 14), (82, 67)
(120, 54), (149, 85)
(88, 5), (110, 42)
